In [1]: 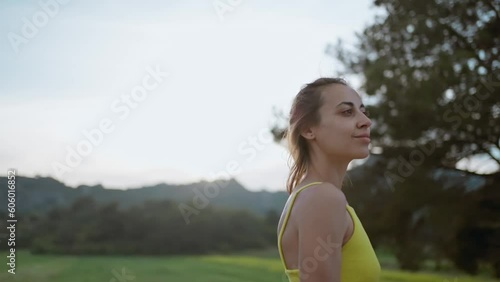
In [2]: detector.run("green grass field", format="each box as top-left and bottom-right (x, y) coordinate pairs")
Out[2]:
(1, 250), (498, 282)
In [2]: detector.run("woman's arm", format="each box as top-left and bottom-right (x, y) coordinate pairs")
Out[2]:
(294, 183), (348, 282)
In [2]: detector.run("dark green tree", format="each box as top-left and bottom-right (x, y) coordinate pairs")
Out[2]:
(333, 0), (500, 276)
(335, 0), (499, 173)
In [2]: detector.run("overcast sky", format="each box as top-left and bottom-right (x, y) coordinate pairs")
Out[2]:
(0, 0), (382, 192)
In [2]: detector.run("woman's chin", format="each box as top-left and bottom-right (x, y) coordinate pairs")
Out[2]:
(353, 149), (370, 159)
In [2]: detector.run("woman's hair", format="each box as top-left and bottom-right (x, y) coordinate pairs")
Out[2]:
(285, 77), (348, 194)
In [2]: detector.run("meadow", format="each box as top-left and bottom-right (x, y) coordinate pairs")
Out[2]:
(1, 249), (498, 282)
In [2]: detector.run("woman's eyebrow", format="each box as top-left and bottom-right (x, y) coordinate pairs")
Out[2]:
(336, 101), (365, 108)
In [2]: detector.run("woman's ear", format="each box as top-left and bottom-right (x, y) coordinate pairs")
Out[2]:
(300, 127), (315, 140)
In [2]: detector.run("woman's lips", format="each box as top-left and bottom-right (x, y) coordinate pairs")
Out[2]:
(353, 136), (370, 142)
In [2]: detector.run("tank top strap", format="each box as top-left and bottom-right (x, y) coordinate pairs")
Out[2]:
(294, 181), (324, 194)
(278, 181), (324, 270)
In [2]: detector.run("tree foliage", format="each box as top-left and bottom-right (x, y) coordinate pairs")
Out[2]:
(336, 0), (499, 173)
(0, 196), (277, 256)
(333, 0), (500, 276)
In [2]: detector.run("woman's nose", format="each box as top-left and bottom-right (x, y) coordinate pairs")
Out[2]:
(358, 113), (372, 128)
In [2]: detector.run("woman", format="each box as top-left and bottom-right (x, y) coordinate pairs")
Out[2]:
(277, 78), (381, 281)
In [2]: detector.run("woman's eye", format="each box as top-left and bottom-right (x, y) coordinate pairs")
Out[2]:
(342, 109), (353, 115)
(363, 110), (370, 117)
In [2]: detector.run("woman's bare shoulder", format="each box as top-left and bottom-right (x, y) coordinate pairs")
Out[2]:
(292, 182), (347, 220)
(293, 182), (348, 278)
(294, 182), (346, 204)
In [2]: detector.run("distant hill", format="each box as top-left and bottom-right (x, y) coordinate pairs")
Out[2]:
(0, 155), (487, 217)
(0, 176), (289, 216)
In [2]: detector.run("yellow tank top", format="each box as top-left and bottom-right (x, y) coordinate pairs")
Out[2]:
(277, 182), (381, 281)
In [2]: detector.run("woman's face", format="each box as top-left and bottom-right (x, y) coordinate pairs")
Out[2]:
(307, 84), (372, 161)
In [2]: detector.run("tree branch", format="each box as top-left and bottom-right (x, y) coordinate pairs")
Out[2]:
(484, 0), (500, 21)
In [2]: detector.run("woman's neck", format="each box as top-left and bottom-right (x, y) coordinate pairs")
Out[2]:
(303, 151), (350, 189)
